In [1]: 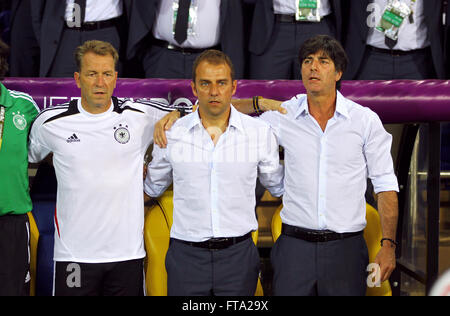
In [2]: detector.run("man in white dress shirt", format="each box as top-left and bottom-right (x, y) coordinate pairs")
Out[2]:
(260, 35), (399, 296)
(144, 50), (284, 296)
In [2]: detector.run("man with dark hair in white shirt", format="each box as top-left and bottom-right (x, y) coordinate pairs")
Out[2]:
(260, 35), (399, 296)
(145, 50), (284, 296)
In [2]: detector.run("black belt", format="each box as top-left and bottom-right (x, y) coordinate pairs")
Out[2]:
(173, 232), (252, 250)
(282, 223), (363, 243)
(153, 39), (220, 54)
(65, 17), (120, 31)
(275, 14), (327, 23)
(368, 45), (429, 57)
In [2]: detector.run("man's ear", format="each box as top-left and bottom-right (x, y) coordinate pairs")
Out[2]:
(74, 72), (81, 89)
(335, 70), (343, 83)
(191, 81), (198, 98)
(231, 80), (237, 96)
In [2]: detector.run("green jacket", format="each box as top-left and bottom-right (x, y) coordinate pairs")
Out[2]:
(0, 83), (39, 216)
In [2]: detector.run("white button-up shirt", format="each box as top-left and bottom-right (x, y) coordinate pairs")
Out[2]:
(273, 0), (332, 17)
(145, 105), (284, 242)
(65, 0), (123, 22)
(367, 0), (429, 51)
(152, 0), (221, 48)
(260, 91), (399, 233)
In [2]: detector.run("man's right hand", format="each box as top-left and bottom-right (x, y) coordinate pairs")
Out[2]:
(154, 110), (180, 148)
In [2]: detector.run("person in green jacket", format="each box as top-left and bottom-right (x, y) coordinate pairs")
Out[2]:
(0, 39), (39, 296)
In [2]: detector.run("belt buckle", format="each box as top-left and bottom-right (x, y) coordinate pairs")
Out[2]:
(208, 237), (228, 250)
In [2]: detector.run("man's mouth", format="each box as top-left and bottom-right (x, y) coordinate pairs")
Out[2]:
(309, 76), (320, 81)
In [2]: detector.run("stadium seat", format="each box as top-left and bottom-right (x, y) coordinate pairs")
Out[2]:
(27, 212), (39, 296)
(270, 204), (392, 296)
(143, 189), (264, 296)
(29, 161), (57, 296)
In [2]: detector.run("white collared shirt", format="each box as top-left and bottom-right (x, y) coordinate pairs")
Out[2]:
(152, 0), (221, 48)
(273, 0), (332, 17)
(65, 0), (123, 23)
(260, 91), (399, 233)
(145, 105), (284, 242)
(366, 0), (429, 51)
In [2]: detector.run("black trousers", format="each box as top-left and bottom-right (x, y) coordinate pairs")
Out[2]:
(249, 16), (335, 80)
(166, 237), (260, 296)
(355, 47), (436, 80)
(271, 233), (369, 296)
(142, 45), (202, 79)
(0, 214), (30, 296)
(54, 258), (145, 296)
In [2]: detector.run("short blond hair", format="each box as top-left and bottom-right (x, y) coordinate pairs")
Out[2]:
(74, 40), (119, 71)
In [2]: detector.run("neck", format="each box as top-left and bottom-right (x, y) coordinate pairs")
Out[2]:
(307, 90), (337, 118)
(80, 99), (111, 115)
(198, 107), (231, 133)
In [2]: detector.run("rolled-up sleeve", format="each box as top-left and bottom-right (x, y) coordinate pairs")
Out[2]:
(144, 145), (173, 198)
(258, 127), (284, 197)
(364, 112), (399, 194)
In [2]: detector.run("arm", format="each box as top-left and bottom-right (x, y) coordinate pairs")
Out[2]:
(153, 110), (180, 148)
(232, 96), (286, 115)
(364, 111), (399, 282)
(374, 190), (398, 282)
(257, 128), (284, 197)
(28, 119), (51, 164)
(144, 144), (173, 198)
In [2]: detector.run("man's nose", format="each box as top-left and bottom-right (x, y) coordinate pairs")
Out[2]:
(209, 83), (219, 96)
(95, 75), (106, 86)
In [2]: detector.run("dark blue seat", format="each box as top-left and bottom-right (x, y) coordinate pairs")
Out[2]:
(30, 161), (57, 296)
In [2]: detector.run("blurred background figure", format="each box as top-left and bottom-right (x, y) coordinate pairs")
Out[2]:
(126, 0), (245, 79)
(247, 0), (343, 80)
(30, 0), (129, 77)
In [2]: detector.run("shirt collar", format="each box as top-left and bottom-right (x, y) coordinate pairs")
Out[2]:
(186, 104), (244, 132)
(295, 90), (350, 120)
(0, 82), (13, 108)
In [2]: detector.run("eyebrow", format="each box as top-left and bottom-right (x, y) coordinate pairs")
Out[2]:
(305, 55), (330, 60)
(198, 78), (229, 83)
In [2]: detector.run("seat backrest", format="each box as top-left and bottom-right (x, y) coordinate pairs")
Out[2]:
(363, 204), (392, 296)
(143, 189), (263, 296)
(270, 204), (392, 296)
(27, 212), (39, 296)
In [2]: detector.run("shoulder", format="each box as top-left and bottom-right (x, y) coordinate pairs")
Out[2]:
(132, 97), (182, 114)
(32, 103), (72, 127)
(238, 110), (272, 130)
(344, 96), (381, 122)
(260, 94), (305, 123)
(7, 89), (40, 116)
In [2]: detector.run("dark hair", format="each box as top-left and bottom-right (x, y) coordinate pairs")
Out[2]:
(0, 39), (9, 80)
(298, 35), (348, 90)
(192, 49), (235, 83)
(74, 40), (119, 72)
